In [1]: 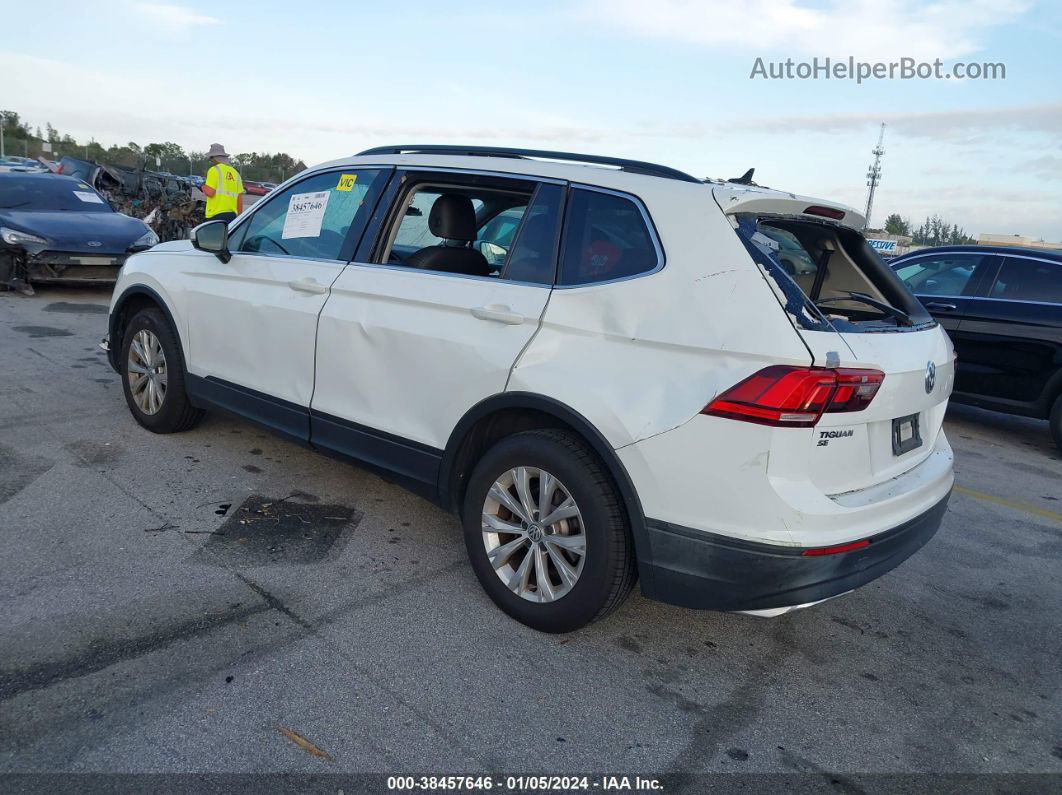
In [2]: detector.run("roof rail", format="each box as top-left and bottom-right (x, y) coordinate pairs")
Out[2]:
(355, 145), (702, 184)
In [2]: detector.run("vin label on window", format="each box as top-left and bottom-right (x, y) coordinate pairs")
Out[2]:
(892, 413), (922, 456)
(282, 191), (330, 239)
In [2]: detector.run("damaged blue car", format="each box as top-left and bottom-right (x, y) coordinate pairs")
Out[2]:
(0, 172), (158, 295)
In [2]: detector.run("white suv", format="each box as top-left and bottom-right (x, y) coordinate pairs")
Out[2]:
(104, 145), (955, 632)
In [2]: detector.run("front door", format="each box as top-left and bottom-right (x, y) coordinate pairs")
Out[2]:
(310, 174), (565, 483)
(183, 167), (390, 438)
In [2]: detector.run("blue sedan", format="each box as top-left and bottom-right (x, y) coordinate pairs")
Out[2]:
(1, 173), (158, 294)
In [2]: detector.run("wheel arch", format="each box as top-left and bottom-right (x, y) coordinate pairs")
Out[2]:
(439, 392), (654, 585)
(108, 285), (185, 373)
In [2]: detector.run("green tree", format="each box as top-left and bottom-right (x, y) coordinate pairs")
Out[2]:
(2, 108), (308, 177)
(911, 214), (975, 246)
(85, 140), (108, 162)
(143, 141), (190, 172)
(0, 110), (31, 139)
(231, 151), (303, 182)
(143, 141), (187, 161)
(883, 213), (910, 236)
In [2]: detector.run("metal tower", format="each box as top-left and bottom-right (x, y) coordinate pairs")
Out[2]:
(863, 123), (886, 231)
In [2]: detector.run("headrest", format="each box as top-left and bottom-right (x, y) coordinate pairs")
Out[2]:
(428, 193), (477, 242)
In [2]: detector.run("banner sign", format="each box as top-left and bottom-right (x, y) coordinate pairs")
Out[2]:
(868, 239), (897, 252)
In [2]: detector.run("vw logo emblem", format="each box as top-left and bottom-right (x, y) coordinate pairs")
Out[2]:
(925, 361), (936, 394)
(86, 241), (103, 247)
(527, 524), (543, 543)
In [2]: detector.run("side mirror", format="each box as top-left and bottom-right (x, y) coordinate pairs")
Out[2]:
(476, 240), (508, 267)
(192, 220), (231, 263)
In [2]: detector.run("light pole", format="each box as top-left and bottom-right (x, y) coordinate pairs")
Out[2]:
(0, 114), (5, 159)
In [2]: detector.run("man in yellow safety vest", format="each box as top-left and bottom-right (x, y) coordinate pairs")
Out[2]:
(202, 143), (244, 223)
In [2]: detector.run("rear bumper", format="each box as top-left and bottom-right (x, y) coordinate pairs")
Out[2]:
(638, 491), (949, 612)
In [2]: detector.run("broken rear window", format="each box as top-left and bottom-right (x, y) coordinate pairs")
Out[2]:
(733, 213), (932, 333)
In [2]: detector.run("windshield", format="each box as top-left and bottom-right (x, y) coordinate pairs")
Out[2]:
(0, 177), (112, 212)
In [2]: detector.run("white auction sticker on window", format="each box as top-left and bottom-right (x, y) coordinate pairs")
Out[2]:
(282, 191), (330, 239)
(73, 191), (105, 204)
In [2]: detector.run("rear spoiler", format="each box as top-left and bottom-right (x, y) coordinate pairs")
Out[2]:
(712, 185), (866, 232)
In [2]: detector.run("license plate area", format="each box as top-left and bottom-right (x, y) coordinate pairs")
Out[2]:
(892, 413), (922, 456)
(71, 256), (119, 265)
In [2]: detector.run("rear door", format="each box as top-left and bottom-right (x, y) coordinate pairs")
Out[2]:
(309, 171), (565, 482)
(955, 255), (1062, 409)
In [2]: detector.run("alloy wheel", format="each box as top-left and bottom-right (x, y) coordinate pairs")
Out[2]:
(481, 466), (586, 602)
(127, 329), (168, 415)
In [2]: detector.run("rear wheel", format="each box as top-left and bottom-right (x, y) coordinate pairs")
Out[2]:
(1050, 393), (1062, 453)
(462, 429), (637, 632)
(120, 307), (203, 433)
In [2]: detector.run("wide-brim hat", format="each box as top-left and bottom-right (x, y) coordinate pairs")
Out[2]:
(206, 143), (230, 159)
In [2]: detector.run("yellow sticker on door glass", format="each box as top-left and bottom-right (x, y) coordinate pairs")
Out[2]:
(336, 174), (358, 191)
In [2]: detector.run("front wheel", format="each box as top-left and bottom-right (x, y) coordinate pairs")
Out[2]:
(120, 307), (204, 433)
(462, 429), (637, 632)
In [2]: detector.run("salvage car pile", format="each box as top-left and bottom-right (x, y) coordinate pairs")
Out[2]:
(56, 156), (205, 242)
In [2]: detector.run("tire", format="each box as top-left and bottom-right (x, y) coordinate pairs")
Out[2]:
(1050, 393), (1062, 453)
(120, 307), (204, 433)
(462, 429), (637, 632)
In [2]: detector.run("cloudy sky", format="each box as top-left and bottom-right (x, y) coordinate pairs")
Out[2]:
(3, 0), (1060, 238)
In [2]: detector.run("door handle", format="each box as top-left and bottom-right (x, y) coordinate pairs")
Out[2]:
(471, 304), (525, 325)
(924, 301), (957, 312)
(288, 278), (328, 295)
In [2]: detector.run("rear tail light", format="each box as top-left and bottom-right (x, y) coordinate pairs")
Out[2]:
(702, 366), (884, 428)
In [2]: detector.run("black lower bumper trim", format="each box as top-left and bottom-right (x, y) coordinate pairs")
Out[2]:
(639, 492), (950, 611)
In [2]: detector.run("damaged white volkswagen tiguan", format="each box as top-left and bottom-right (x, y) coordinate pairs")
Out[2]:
(104, 145), (954, 632)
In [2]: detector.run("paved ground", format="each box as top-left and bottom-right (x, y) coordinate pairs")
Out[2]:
(0, 287), (1059, 784)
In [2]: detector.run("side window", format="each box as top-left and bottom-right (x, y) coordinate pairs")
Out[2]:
(990, 257), (1062, 303)
(231, 169), (386, 261)
(392, 189), (486, 251)
(501, 183), (564, 285)
(378, 180), (537, 278)
(558, 188), (660, 286)
(894, 255), (982, 297)
(479, 208), (524, 250)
